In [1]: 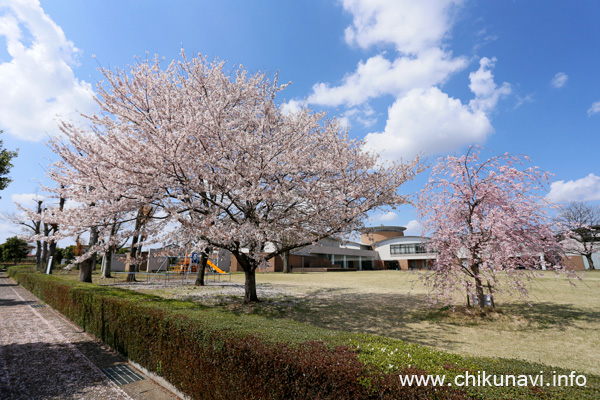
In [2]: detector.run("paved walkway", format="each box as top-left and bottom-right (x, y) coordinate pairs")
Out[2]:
(0, 272), (181, 400)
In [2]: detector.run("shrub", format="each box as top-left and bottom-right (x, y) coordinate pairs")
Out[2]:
(8, 266), (600, 399)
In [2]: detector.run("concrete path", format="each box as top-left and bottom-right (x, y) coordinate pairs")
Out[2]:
(0, 272), (181, 400)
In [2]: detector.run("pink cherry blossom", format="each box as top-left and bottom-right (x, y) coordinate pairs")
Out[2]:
(418, 146), (568, 308)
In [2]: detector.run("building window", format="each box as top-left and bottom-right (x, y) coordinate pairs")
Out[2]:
(390, 244), (427, 255)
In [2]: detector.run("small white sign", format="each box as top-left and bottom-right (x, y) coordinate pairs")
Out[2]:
(45, 256), (53, 274)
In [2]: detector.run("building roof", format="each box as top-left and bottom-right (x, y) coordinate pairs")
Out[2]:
(362, 226), (406, 233)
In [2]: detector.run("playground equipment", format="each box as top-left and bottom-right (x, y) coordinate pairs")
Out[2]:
(170, 254), (228, 275)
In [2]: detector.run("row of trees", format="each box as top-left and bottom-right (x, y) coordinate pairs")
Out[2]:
(0, 235), (66, 267)
(0, 236), (29, 265)
(9, 51), (596, 307)
(29, 52), (419, 303)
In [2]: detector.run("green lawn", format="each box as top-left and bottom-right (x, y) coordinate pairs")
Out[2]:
(121, 269), (600, 376)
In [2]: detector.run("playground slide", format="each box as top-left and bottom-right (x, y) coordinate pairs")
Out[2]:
(207, 259), (227, 274)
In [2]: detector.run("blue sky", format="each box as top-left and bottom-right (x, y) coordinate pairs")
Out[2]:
(0, 0), (599, 243)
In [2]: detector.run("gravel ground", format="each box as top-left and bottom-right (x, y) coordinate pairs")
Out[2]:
(111, 279), (298, 304)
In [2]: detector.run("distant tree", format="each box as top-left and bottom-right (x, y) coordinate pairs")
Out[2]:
(54, 247), (65, 265)
(1, 236), (30, 265)
(0, 130), (18, 197)
(63, 245), (76, 261)
(8, 198), (44, 270)
(555, 202), (600, 270)
(418, 146), (566, 308)
(45, 195), (66, 274)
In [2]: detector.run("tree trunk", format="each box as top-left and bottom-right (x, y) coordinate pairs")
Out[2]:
(41, 222), (49, 270)
(243, 267), (259, 303)
(194, 250), (209, 286)
(471, 264), (486, 309)
(102, 221), (119, 279)
(35, 241), (41, 271)
(282, 250), (291, 273)
(45, 196), (64, 275)
(126, 234), (141, 283)
(102, 248), (113, 278)
(585, 254), (596, 270)
(79, 226), (98, 283)
(34, 200), (43, 271)
(234, 252), (259, 303)
(79, 258), (93, 282)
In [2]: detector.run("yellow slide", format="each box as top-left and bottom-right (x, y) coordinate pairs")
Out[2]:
(207, 259), (227, 274)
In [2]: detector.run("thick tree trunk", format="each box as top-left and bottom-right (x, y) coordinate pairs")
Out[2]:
(585, 254), (596, 270)
(102, 249), (113, 279)
(234, 252), (259, 303)
(126, 234), (141, 283)
(79, 258), (93, 282)
(471, 264), (486, 308)
(243, 267), (259, 303)
(79, 226), (99, 283)
(41, 242), (48, 270)
(282, 250), (291, 273)
(47, 240), (57, 274)
(194, 251), (209, 286)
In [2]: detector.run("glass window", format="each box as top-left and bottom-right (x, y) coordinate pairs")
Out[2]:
(390, 244), (428, 255)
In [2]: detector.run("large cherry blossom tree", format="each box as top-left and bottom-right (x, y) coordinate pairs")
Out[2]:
(46, 52), (419, 302)
(417, 146), (566, 308)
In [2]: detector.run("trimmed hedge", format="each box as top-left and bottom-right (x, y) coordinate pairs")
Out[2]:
(8, 267), (600, 399)
(9, 267), (468, 399)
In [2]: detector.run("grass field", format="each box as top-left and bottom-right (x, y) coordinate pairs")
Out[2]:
(112, 269), (600, 376)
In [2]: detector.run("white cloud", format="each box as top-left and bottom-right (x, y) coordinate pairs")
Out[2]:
(546, 174), (600, 203)
(550, 72), (568, 88)
(587, 101), (600, 116)
(307, 49), (467, 107)
(341, 0), (463, 54)
(362, 56), (510, 161)
(287, 1), (510, 158)
(363, 87), (492, 160)
(404, 220), (422, 236)
(280, 99), (304, 115)
(376, 211), (398, 222)
(11, 192), (45, 208)
(0, 222), (19, 243)
(514, 94), (534, 109)
(305, 0), (468, 108)
(468, 57), (511, 114)
(343, 105), (377, 128)
(0, 0), (97, 141)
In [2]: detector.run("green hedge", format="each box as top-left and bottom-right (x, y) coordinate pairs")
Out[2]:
(8, 267), (600, 399)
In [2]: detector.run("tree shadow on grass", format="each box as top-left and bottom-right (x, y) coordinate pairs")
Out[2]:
(502, 302), (600, 330)
(246, 290), (600, 353)
(251, 291), (467, 350)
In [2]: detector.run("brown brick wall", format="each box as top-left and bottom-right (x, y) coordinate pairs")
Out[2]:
(361, 230), (404, 245)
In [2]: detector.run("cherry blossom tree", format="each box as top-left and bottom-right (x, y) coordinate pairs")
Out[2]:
(555, 202), (600, 270)
(417, 146), (566, 308)
(46, 51), (419, 302)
